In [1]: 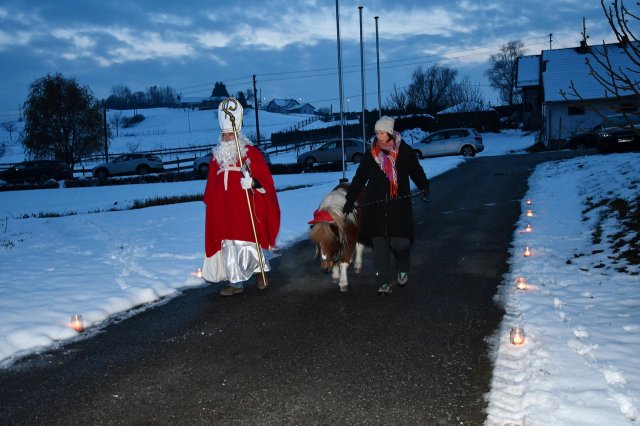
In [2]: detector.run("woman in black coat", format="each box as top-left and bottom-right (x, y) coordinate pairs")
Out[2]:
(343, 116), (430, 294)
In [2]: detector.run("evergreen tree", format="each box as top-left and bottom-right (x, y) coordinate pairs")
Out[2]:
(211, 82), (230, 98)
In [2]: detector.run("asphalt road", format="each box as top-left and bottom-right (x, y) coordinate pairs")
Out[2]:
(0, 150), (584, 425)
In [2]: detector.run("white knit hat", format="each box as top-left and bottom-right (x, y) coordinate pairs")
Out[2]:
(375, 116), (394, 134)
(218, 97), (243, 133)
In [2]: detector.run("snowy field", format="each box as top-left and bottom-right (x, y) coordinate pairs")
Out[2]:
(1, 108), (639, 424)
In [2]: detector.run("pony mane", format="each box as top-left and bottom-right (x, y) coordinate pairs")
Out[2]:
(310, 187), (348, 246)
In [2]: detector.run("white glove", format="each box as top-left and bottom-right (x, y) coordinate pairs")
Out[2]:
(240, 175), (253, 189)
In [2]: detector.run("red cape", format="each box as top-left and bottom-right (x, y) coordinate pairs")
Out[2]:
(204, 145), (280, 258)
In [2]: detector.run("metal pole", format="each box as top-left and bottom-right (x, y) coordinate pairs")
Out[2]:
(335, 0), (347, 182)
(359, 6), (366, 152)
(102, 100), (108, 161)
(375, 16), (382, 119)
(253, 74), (261, 145)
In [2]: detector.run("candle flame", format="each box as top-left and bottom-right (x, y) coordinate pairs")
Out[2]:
(69, 315), (84, 333)
(510, 327), (525, 345)
(515, 277), (527, 290)
(525, 223), (532, 232)
(526, 209), (534, 217)
(191, 267), (203, 278)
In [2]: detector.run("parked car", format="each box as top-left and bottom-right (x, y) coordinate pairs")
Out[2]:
(193, 146), (271, 177)
(412, 128), (484, 158)
(0, 160), (73, 184)
(596, 113), (640, 152)
(92, 153), (164, 179)
(296, 138), (368, 166)
(566, 124), (600, 150)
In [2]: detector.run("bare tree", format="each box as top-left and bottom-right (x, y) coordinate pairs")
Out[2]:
(559, 0), (639, 132)
(1, 122), (17, 141)
(109, 111), (123, 137)
(485, 40), (525, 107)
(566, 1), (639, 102)
(393, 64), (459, 114)
(451, 75), (487, 106)
(387, 85), (409, 111)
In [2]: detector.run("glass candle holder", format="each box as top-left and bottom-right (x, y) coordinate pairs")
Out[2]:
(515, 276), (527, 290)
(510, 327), (525, 345)
(70, 314), (84, 333)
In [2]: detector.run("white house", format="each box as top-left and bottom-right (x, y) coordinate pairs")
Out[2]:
(517, 40), (639, 148)
(263, 98), (300, 113)
(286, 102), (316, 115)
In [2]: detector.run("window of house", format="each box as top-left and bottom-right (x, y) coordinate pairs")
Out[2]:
(568, 105), (584, 115)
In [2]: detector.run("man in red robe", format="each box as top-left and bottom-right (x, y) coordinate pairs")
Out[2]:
(202, 98), (280, 296)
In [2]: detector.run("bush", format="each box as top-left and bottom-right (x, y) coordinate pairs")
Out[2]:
(123, 114), (145, 128)
(0, 180), (60, 192)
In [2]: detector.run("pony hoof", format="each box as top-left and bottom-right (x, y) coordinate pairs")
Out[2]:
(339, 286), (348, 293)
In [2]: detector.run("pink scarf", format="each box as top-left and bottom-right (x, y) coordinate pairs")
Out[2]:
(371, 135), (399, 198)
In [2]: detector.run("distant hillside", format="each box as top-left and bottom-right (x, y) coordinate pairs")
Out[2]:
(1, 108), (332, 165)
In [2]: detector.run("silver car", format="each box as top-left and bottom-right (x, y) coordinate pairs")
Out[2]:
(296, 138), (368, 166)
(92, 153), (164, 179)
(412, 128), (484, 158)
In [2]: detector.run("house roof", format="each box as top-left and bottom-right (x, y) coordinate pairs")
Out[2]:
(437, 102), (495, 115)
(543, 42), (639, 102)
(286, 102), (315, 112)
(269, 98), (300, 107)
(516, 55), (540, 87)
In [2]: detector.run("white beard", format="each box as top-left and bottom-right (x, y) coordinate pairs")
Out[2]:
(212, 132), (253, 169)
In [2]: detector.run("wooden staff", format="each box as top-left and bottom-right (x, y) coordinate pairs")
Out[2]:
(221, 98), (268, 288)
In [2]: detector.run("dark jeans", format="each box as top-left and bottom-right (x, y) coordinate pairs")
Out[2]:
(371, 236), (411, 286)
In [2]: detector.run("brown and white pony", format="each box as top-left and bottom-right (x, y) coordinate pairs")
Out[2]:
(308, 183), (364, 293)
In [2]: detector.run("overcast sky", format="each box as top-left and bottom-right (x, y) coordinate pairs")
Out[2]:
(0, 0), (619, 121)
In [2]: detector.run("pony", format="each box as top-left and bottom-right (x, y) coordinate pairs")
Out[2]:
(308, 183), (364, 293)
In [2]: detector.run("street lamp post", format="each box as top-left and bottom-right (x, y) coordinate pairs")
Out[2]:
(375, 16), (382, 119)
(359, 5), (367, 153)
(335, 0), (347, 182)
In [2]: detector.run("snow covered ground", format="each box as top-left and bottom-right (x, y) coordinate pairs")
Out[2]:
(1, 109), (639, 424)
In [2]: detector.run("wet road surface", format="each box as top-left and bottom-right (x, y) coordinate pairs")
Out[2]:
(0, 151), (585, 425)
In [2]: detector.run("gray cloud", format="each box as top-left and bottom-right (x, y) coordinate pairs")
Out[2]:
(0, 0), (624, 119)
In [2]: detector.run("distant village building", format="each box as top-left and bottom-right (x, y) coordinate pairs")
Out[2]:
(263, 98), (316, 114)
(516, 40), (640, 148)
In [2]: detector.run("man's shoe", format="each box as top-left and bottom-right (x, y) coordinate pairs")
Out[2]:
(220, 286), (244, 296)
(397, 271), (408, 287)
(256, 273), (268, 290)
(377, 283), (392, 294)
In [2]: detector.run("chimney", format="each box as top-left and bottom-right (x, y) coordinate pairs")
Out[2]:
(577, 40), (589, 54)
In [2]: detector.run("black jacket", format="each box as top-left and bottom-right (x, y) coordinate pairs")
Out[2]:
(345, 141), (430, 245)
